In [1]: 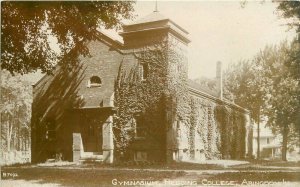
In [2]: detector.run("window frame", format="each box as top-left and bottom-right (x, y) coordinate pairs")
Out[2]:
(88, 76), (102, 88)
(140, 63), (149, 81)
(134, 115), (146, 139)
(134, 151), (147, 161)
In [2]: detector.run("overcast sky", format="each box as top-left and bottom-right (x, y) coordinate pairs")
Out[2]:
(105, 0), (296, 79)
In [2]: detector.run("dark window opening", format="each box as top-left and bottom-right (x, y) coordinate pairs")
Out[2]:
(135, 115), (146, 138)
(141, 63), (149, 81)
(267, 138), (270, 144)
(134, 151), (147, 161)
(45, 119), (56, 141)
(177, 120), (180, 129)
(89, 76), (102, 87)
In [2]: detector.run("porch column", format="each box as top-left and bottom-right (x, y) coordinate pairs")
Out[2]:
(102, 115), (114, 163)
(244, 112), (252, 158)
(72, 133), (83, 162)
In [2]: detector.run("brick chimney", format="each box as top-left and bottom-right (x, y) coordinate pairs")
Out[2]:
(216, 61), (223, 100)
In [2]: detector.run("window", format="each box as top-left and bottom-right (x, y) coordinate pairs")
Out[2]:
(135, 115), (146, 138)
(134, 151), (147, 161)
(88, 76), (102, 87)
(267, 138), (270, 144)
(176, 120), (180, 129)
(45, 119), (56, 141)
(140, 63), (148, 81)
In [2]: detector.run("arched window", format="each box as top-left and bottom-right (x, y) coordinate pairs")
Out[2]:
(88, 76), (102, 87)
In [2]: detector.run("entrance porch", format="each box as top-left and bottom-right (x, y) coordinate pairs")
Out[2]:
(72, 107), (114, 163)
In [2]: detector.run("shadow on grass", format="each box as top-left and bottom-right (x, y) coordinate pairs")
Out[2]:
(79, 161), (225, 170)
(1, 167), (185, 187)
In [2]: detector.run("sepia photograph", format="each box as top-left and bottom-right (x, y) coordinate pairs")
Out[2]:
(1, 0), (299, 186)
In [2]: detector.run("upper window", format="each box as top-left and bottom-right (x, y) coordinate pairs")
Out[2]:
(140, 63), (149, 81)
(88, 76), (102, 87)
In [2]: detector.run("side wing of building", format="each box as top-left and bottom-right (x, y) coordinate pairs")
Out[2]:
(31, 35), (136, 163)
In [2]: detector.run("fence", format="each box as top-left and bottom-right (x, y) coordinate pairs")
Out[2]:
(0, 151), (31, 166)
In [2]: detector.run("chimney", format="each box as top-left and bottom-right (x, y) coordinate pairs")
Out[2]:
(216, 61), (223, 100)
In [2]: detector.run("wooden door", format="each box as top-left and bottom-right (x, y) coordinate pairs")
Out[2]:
(80, 116), (102, 153)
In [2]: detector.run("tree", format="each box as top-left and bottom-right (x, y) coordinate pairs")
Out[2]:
(1, 70), (32, 154)
(276, 1), (300, 34)
(264, 42), (300, 161)
(1, 1), (135, 74)
(225, 58), (272, 159)
(225, 41), (300, 161)
(275, 1), (300, 160)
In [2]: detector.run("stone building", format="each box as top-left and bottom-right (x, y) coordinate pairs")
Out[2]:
(31, 11), (252, 163)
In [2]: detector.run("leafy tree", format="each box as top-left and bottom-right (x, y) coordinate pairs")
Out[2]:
(225, 41), (299, 161)
(264, 42), (300, 161)
(1, 70), (32, 154)
(1, 1), (135, 74)
(275, 1), (300, 160)
(224, 57), (272, 159)
(276, 1), (300, 34)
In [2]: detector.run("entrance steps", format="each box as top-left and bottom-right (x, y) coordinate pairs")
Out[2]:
(79, 152), (103, 162)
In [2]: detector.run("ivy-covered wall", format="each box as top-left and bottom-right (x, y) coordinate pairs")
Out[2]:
(113, 31), (250, 162)
(171, 94), (249, 161)
(113, 61), (168, 161)
(113, 32), (191, 162)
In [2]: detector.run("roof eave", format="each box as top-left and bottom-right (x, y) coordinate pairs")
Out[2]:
(120, 26), (191, 44)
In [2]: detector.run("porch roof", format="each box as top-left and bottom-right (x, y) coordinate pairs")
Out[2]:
(263, 144), (281, 149)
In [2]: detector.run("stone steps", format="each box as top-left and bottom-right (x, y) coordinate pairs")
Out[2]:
(79, 152), (103, 162)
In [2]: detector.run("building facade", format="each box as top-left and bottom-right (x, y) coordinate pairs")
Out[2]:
(253, 124), (281, 159)
(31, 11), (252, 163)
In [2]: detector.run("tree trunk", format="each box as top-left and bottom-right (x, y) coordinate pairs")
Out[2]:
(7, 121), (12, 152)
(282, 123), (289, 161)
(256, 107), (260, 159)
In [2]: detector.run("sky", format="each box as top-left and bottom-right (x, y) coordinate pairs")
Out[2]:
(104, 0), (296, 79)
(24, 0), (296, 83)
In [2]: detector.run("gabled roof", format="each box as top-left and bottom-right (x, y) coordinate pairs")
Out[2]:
(188, 79), (249, 113)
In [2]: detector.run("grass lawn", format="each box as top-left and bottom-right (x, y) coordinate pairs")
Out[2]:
(80, 161), (225, 170)
(1, 167), (185, 186)
(1, 161), (300, 186)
